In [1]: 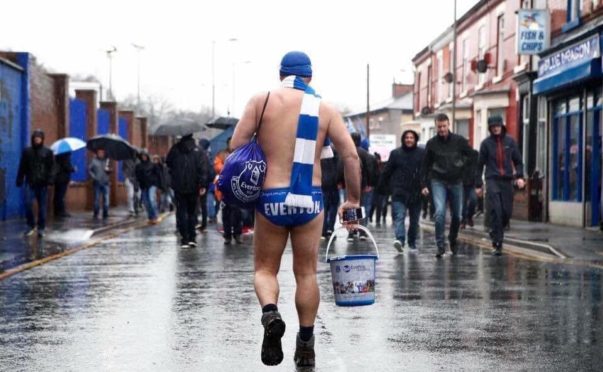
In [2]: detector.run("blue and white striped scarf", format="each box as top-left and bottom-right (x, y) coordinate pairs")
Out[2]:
(281, 75), (333, 208)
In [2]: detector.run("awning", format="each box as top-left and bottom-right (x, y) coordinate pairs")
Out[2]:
(533, 58), (602, 95)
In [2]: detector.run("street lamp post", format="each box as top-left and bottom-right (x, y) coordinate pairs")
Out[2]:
(106, 46), (117, 101)
(132, 43), (145, 113)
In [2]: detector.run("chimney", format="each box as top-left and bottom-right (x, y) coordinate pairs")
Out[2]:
(392, 83), (413, 98)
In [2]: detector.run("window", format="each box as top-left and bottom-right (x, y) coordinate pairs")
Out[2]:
(455, 119), (470, 139)
(462, 39), (469, 92)
(477, 25), (487, 86)
(427, 64), (432, 107)
(496, 14), (505, 77)
(536, 97), (547, 174)
(416, 72), (421, 111)
(564, 0), (583, 31)
(552, 96), (583, 201)
(437, 55), (444, 103)
(448, 48), (454, 99)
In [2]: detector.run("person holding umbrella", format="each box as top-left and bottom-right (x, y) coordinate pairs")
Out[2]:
(16, 129), (55, 237)
(89, 148), (111, 220)
(50, 136), (86, 218)
(53, 152), (75, 218)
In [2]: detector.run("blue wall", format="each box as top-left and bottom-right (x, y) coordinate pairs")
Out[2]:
(0, 60), (24, 219)
(97, 109), (110, 135)
(69, 98), (87, 182)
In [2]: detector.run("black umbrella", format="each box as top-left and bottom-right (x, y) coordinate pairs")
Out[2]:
(205, 116), (238, 129)
(86, 133), (137, 160)
(153, 118), (207, 136)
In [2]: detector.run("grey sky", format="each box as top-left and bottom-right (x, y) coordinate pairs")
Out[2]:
(1, 0), (479, 117)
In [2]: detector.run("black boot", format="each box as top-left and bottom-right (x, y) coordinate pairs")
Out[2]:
(493, 242), (502, 256)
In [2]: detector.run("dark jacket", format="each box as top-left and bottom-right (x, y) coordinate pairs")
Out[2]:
(16, 135), (55, 187)
(421, 132), (473, 186)
(54, 153), (75, 185)
(378, 144), (425, 205)
(166, 135), (209, 194)
(321, 153), (339, 192)
(135, 156), (162, 190)
(337, 146), (377, 190)
(477, 128), (524, 187)
(463, 149), (480, 187)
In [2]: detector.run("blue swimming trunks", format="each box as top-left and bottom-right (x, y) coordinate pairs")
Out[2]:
(257, 187), (323, 227)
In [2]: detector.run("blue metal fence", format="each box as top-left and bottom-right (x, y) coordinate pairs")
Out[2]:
(97, 109), (110, 135)
(69, 98), (88, 182)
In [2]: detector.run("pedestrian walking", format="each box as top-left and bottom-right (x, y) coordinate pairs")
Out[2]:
(461, 148), (480, 229)
(136, 151), (161, 224)
(421, 113), (474, 257)
(231, 51), (361, 368)
(53, 152), (75, 218)
(371, 152), (388, 227)
(89, 148), (111, 220)
(196, 138), (212, 232)
(347, 132), (377, 242)
(378, 130), (425, 252)
(214, 137), (243, 244)
(166, 134), (208, 248)
(16, 129), (55, 237)
(122, 157), (140, 216)
(475, 115), (525, 255)
(320, 148), (340, 240)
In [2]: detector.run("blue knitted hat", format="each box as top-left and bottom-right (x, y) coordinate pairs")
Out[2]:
(280, 51), (312, 77)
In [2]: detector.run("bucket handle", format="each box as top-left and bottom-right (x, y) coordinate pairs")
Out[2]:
(325, 225), (380, 263)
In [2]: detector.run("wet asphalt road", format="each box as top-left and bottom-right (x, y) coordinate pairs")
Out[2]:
(0, 216), (602, 371)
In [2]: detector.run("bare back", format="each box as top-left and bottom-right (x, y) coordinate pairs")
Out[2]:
(232, 86), (353, 190)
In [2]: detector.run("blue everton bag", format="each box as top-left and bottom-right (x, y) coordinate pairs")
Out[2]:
(217, 92), (270, 208)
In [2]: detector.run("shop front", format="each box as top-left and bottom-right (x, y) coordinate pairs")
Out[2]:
(534, 32), (603, 227)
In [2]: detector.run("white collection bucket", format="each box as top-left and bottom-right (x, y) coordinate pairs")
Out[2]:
(325, 225), (379, 307)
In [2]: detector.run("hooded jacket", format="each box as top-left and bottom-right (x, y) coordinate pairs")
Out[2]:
(135, 152), (162, 190)
(166, 135), (209, 194)
(16, 130), (55, 187)
(476, 124), (524, 187)
(378, 130), (425, 204)
(54, 152), (75, 184)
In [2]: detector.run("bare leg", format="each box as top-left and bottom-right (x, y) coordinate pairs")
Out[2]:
(290, 212), (324, 326)
(254, 212), (289, 306)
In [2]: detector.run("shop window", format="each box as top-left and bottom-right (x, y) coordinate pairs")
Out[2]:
(552, 96), (583, 202)
(536, 97), (547, 174)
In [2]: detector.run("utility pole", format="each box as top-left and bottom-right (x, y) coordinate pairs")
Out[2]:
(452, 0), (457, 127)
(366, 63), (370, 138)
(106, 46), (117, 101)
(132, 43), (145, 113)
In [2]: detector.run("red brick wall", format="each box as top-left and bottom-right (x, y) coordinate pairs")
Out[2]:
(147, 136), (172, 158)
(30, 61), (61, 146)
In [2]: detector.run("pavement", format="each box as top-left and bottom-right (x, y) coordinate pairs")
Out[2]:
(0, 208), (167, 278)
(420, 214), (603, 268)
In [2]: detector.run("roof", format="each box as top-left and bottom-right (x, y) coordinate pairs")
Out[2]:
(346, 92), (413, 118)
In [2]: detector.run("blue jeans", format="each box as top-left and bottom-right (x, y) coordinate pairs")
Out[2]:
(322, 189), (340, 235)
(141, 186), (157, 220)
(93, 182), (110, 218)
(431, 180), (463, 248)
(24, 184), (48, 230)
(391, 200), (421, 247)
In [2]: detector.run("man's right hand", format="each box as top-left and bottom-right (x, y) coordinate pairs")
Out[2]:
(338, 200), (360, 231)
(421, 187), (429, 196)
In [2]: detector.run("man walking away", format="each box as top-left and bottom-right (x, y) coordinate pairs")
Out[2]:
(231, 51), (361, 368)
(475, 115), (525, 255)
(320, 148), (340, 240)
(166, 134), (208, 248)
(214, 137), (243, 244)
(16, 129), (54, 237)
(53, 152), (75, 218)
(89, 148), (111, 220)
(122, 156), (140, 216)
(421, 113), (473, 257)
(379, 130), (425, 252)
(197, 138), (212, 232)
(349, 132), (377, 241)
